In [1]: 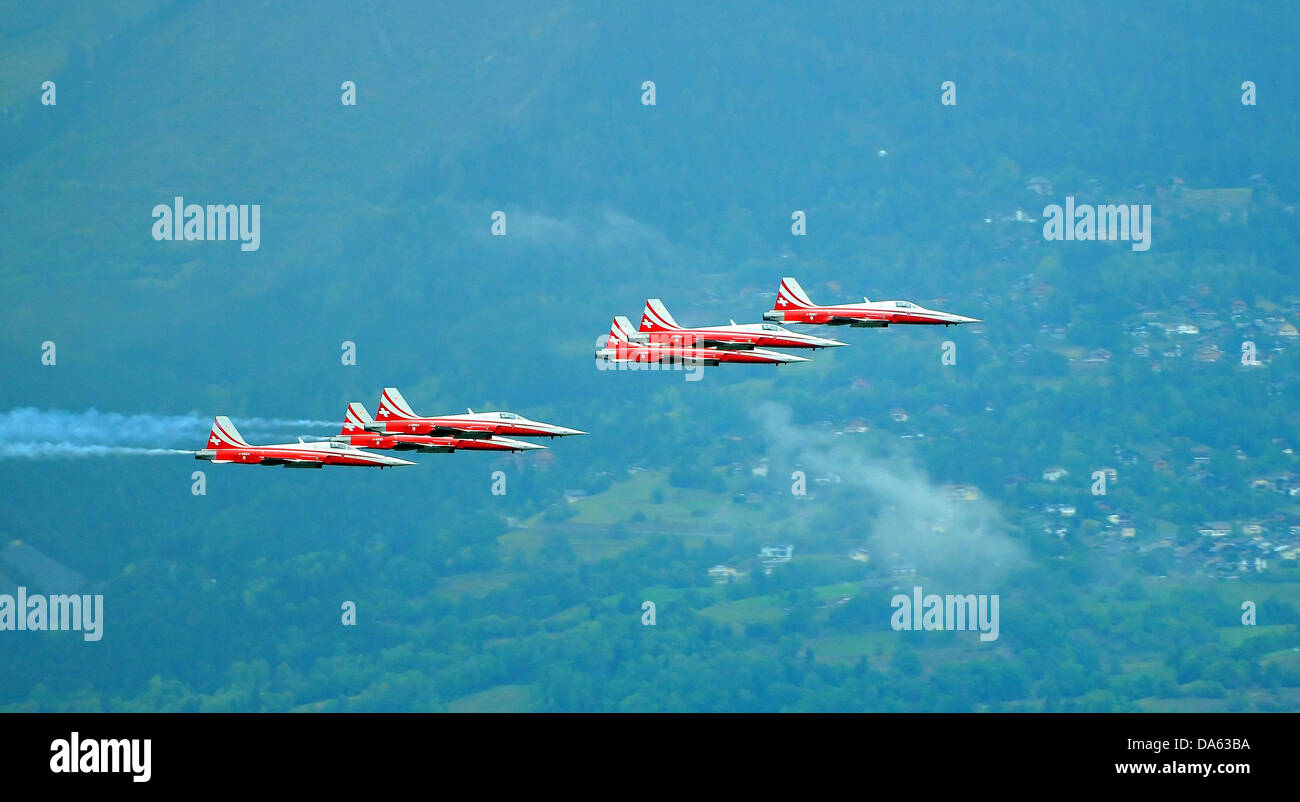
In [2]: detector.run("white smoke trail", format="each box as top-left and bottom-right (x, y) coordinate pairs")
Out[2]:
(0, 443), (195, 459)
(752, 402), (1025, 588)
(0, 408), (337, 459)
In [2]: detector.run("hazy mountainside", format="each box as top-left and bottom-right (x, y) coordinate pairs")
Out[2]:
(1, 2), (1298, 711)
(4, 2), (1296, 411)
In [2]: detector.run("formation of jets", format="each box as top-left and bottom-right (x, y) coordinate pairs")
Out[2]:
(192, 278), (978, 468)
(194, 387), (585, 469)
(596, 277), (979, 369)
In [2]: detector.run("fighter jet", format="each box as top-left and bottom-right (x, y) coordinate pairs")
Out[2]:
(194, 416), (415, 468)
(596, 315), (810, 366)
(639, 298), (847, 350)
(374, 388), (586, 439)
(334, 403), (545, 453)
(764, 277), (981, 327)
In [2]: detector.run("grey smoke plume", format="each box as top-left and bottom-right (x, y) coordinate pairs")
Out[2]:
(0, 408), (336, 459)
(752, 402), (1024, 588)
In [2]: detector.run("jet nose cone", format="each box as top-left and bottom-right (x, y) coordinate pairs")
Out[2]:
(553, 426), (587, 436)
(818, 337), (849, 347)
(953, 315), (981, 324)
(779, 353), (812, 363)
(390, 457), (418, 466)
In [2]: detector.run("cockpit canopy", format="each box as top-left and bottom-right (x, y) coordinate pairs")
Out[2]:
(894, 301), (917, 309)
(497, 412), (519, 420)
(761, 323), (779, 331)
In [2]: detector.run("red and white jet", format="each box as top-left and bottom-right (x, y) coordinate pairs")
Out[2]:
(764, 276), (981, 327)
(374, 388), (586, 439)
(639, 298), (846, 350)
(194, 416), (416, 468)
(334, 403), (545, 453)
(596, 316), (809, 366)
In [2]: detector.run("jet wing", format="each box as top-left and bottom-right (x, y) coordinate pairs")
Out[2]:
(698, 339), (756, 350)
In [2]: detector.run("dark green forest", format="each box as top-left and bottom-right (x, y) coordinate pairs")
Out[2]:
(1, 1), (1298, 711)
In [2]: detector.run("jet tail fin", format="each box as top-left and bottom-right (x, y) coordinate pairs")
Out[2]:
(608, 315), (640, 345)
(342, 403), (375, 434)
(641, 299), (681, 331)
(209, 416), (251, 449)
(378, 387), (420, 421)
(776, 276), (815, 309)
